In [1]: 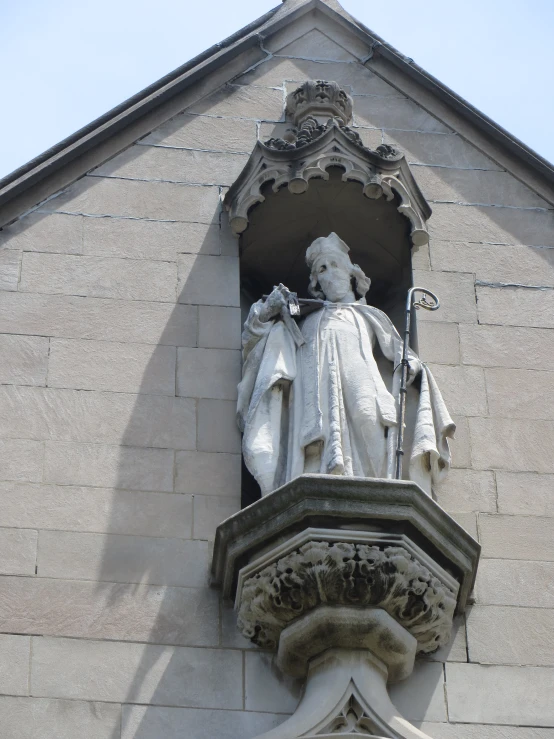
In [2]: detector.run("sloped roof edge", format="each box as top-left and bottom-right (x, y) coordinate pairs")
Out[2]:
(1, 0), (552, 222)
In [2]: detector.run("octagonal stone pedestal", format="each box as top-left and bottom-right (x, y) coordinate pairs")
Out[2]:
(211, 475), (480, 739)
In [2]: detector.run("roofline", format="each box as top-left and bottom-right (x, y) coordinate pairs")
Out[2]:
(1, 0), (552, 222)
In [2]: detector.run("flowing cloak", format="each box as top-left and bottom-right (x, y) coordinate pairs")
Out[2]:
(237, 299), (455, 496)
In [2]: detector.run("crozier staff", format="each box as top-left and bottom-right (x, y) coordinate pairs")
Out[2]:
(237, 233), (454, 496)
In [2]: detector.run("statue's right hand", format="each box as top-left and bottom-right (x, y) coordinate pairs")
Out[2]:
(259, 285), (289, 322)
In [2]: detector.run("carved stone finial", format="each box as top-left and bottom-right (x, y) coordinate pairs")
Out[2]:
(286, 80), (353, 126)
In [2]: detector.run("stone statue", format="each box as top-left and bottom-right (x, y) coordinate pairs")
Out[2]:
(237, 233), (454, 496)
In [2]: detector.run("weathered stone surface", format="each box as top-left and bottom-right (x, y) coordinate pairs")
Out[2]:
(416, 321), (460, 365)
(271, 27), (362, 61)
(450, 415), (472, 469)
(0, 528), (37, 576)
(467, 606), (554, 666)
(245, 652), (302, 713)
(44, 442), (174, 492)
(0, 334), (49, 385)
(475, 559), (554, 608)
(20, 252), (177, 302)
(0, 576), (219, 646)
(0, 249), (21, 291)
(197, 399), (241, 453)
(31, 637), (243, 707)
(93, 146), (248, 186)
(416, 167), (548, 208)
(0, 482), (192, 538)
(469, 417), (554, 473)
(175, 451), (241, 495)
(354, 96), (450, 133)
(446, 663), (554, 725)
(429, 203), (554, 246)
(479, 514), (554, 561)
(178, 254), (240, 306)
(412, 270), (477, 323)
(259, 121), (381, 152)
(419, 722), (554, 739)
(423, 615), (468, 664)
(48, 339), (176, 395)
(0, 211), (83, 255)
(477, 286), (554, 329)
(0, 696), (121, 739)
(433, 469), (496, 513)
(177, 347), (241, 400)
(121, 705), (285, 739)
(0, 292), (197, 346)
(47, 176), (220, 223)
(0, 635), (31, 696)
(427, 364), (487, 416)
(189, 84), (284, 120)
(459, 324), (554, 370)
(431, 242), (554, 287)
(83, 217), (222, 259)
(37, 530), (209, 587)
(238, 57), (402, 96)
(383, 131), (501, 169)
(496, 472), (554, 516)
(486, 368), (554, 420)
(198, 306), (242, 349)
(411, 241), (431, 271)
(141, 113), (257, 151)
(389, 661), (447, 721)
(193, 495), (241, 540)
(0, 438), (44, 483)
(0, 385), (196, 449)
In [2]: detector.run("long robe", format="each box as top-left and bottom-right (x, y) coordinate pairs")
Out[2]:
(237, 299), (455, 496)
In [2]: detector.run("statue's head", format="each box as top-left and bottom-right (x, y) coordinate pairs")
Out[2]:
(306, 233), (370, 302)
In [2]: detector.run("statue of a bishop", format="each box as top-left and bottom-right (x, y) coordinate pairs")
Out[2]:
(237, 233), (454, 496)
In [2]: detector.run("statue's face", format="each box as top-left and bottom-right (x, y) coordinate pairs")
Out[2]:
(313, 255), (352, 301)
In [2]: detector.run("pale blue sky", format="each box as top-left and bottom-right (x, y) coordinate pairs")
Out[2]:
(1, 0), (552, 180)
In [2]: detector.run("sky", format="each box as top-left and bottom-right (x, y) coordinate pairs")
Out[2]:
(1, 0), (553, 180)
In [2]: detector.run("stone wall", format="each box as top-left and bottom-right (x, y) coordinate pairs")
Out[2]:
(0, 14), (553, 739)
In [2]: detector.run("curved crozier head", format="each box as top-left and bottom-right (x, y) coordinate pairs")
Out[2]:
(306, 233), (371, 302)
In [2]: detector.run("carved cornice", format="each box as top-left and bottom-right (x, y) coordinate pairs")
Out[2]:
(223, 115), (431, 248)
(237, 539), (456, 655)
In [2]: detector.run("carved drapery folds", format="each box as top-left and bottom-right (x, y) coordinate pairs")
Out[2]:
(223, 79), (431, 247)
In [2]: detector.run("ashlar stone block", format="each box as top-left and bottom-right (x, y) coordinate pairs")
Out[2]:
(245, 651), (302, 714)
(426, 364), (487, 416)
(0, 528), (37, 576)
(354, 96), (450, 133)
(0, 249), (21, 291)
(389, 661), (447, 722)
(450, 415), (472, 470)
(44, 441), (174, 492)
(0, 576), (219, 646)
(178, 254), (240, 306)
(0, 334), (49, 385)
(433, 469), (496, 514)
(175, 450), (241, 495)
(83, 217), (222, 260)
(469, 417), (554, 473)
(418, 722), (554, 739)
(479, 514), (554, 561)
(477, 286), (554, 330)
(383, 130), (501, 170)
(193, 494), (241, 540)
(189, 84), (284, 121)
(416, 321), (460, 365)
(0, 211), (83, 255)
(475, 559), (554, 608)
(47, 176), (221, 223)
(412, 270), (477, 324)
(459, 324), (554, 370)
(496, 471), (554, 516)
(48, 339), (176, 396)
(19, 252), (177, 303)
(0, 635), (31, 696)
(0, 482), (192, 538)
(467, 605), (554, 666)
(31, 637), (243, 708)
(177, 347), (241, 400)
(485, 368), (554, 420)
(0, 438), (44, 483)
(0, 697), (120, 739)
(93, 145), (248, 187)
(270, 27), (361, 62)
(121, 705), (285, 739)
(197, 399), (241, 453)
(37, 530), (209, 587)
(141, 113), (257, 152)
(198, 305), (242, 349)
(446, 663), (554, 725)
(0, 292), (197, 346)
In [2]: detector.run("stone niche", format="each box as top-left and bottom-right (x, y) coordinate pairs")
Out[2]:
(211, 475), (479, 739)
